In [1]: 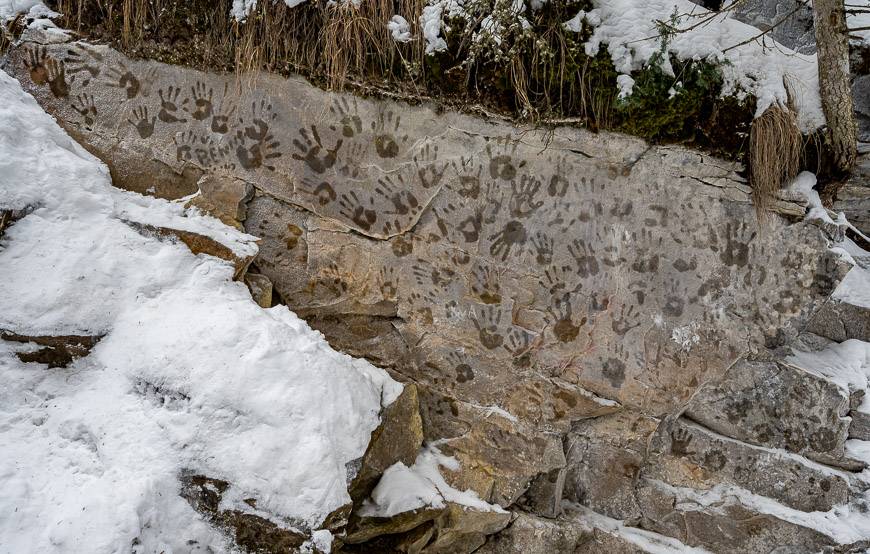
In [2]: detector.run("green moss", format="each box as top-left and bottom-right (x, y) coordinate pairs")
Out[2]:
(614, 54), (724, 141)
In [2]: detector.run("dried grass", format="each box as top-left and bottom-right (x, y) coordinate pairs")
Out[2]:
(749, 95), (802, 220)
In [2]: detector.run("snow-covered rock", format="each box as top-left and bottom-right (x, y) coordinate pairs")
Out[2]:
(0, 68), (404, 552)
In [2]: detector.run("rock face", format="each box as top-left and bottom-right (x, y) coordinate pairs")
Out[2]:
(684, 358), (857, 469)
(732, 0), (816, 55)
(5, 33), (870, 553)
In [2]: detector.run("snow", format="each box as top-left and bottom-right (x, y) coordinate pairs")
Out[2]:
(231, 0), (306, 21)
(360, 446), (507, 518)
(0, 0), (41, 20)
(388, 15), (412, 43)
(788, 171), (870, 309)
(849, 9), (870, 45)
(568, 0), (824, 131)
(835, 265), (870, 309)
(790, 171), (836, 225)
(788, 339), (870, 396)
(616, 74), (635, 99)
(421, 3), (449, 54)
(0, 68), (403, 552)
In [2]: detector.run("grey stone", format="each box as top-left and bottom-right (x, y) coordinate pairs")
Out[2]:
(833, 184), (870, 239)
(849, 410), (870, 441)
(0, 329), (103, 368)
(188, 172), (254, 229)
(517, 465), (567, 518)
(347, 383), (424, 505)
(475, 511), (591, 554)
(422, 503), (512, 554)
(685, 358), (857, 469)
(478, 506), (703, 554)
(732, 0), (816, 55)
(644, 418), (852, 513)
(244, 272), (273, 308)
(636, 478), (834, 554)
(563, 412), (660, 521)
(807, 300), (870, 343)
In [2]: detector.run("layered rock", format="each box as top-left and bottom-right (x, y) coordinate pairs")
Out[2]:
(4, 31), (870, 553)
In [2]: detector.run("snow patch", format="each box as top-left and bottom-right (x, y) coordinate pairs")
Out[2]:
(360, 446), (507, 518)
(787, 339), (870, 396)
(388, 15), (412, 43)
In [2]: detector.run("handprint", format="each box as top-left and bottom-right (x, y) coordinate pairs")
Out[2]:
(292, 125), (342, 174)
(330, 97), (363, 138)
(44, 58), (69, 98)
(72, 93), (97, 127)
(23, 45), (48, 85)
(127, 106), (156, 139)
(338, 192), (377, 231)
(158, 86), (188, 123)
(471, 306), (504, 350)
(184, 81), (214, 121)
(211, 84), (237, 134)
(104, 62), (143, 99)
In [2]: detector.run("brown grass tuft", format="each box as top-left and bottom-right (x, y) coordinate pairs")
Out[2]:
(749, 97), (802, 220)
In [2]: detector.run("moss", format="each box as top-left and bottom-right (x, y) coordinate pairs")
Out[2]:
(614, 54), (724, 141)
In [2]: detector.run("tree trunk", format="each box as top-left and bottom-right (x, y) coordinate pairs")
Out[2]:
(813, 0), (858, 179)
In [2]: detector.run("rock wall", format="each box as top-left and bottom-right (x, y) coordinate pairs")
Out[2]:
(5, 31), (869, 552)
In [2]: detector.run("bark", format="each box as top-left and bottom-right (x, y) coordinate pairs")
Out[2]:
(813, 0), (858, 178)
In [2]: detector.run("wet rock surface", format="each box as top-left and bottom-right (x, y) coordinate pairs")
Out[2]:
(6, 33), (870, 553)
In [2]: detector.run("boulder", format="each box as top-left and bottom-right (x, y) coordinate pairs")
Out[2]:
(187, 173), (254, 229)
(344, 503), (510, 554)
(343, 507), (443, 545)
(562, 412), (660, 520)
(244, 272), (274, 308)
(432, 396), (566, 507)
(850, 410), (870, 441)
(180, 473), (315, 554)
(636, 478), (835, 553)
(643, 418), (851, 513)
(807, 300), (870, 343)
(477, 507), (704, 554)
(422, 503), (512, 554)
(732, 0), (816, 54)
(475, 511), (592, 554)
(348, 383), (424, 504)
(684, 358), (858, 470)
(0, 206), (35, 239)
